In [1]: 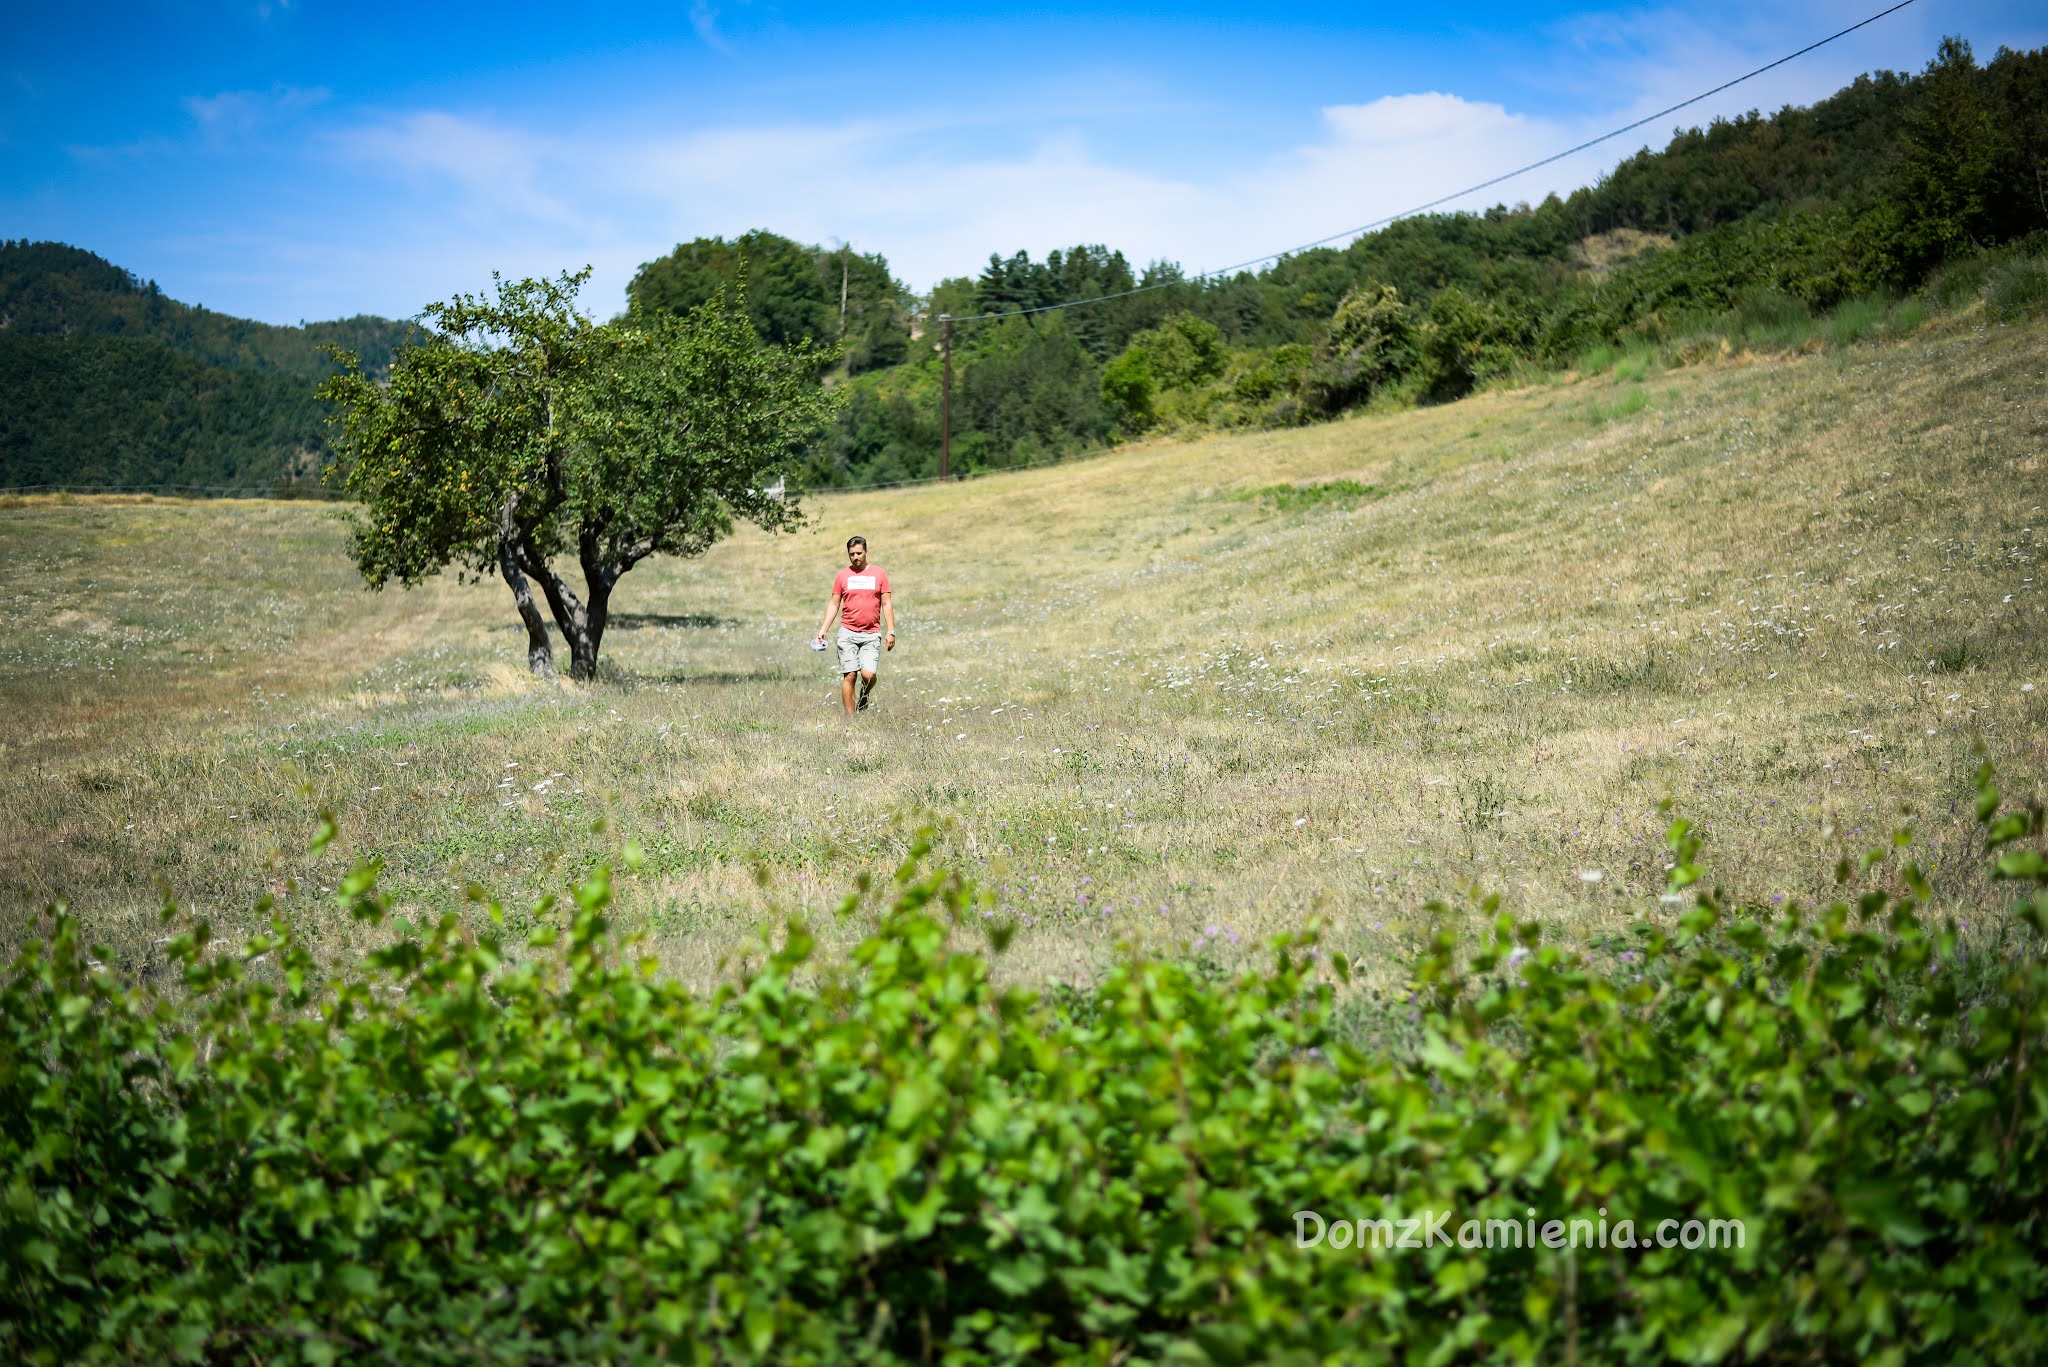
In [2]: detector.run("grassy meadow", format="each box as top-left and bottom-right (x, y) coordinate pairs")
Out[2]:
(4, 313), (2044, 990)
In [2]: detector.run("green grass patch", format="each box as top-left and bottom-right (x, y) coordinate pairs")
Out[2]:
(1828, 293), (1888, 347)
(1733, 287), (1816, 352)
(1612, 348), (1654, 382)
(1987, 253), (2048, 322)
(1926, 254), (1992, 311)
(1582, 388), (1651, 424)
(1253, 478), (1381, 511)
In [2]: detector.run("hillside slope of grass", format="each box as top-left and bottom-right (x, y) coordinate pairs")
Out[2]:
(3, 314), (2042, 985)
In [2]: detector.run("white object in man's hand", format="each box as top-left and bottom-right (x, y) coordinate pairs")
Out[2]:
(811, 636), (829, 651)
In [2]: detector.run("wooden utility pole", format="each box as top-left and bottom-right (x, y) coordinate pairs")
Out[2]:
(838, 246), (850, 335)
(939, 314), (953, 482)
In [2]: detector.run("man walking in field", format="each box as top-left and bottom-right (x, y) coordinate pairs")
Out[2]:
(813, 535), (896, 715)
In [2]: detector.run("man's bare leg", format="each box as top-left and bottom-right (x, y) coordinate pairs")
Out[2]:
(840, 671), (859, 715)
(857, 668), (877, 710)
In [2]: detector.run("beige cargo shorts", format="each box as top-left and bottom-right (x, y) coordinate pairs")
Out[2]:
(836, 629), (882, 674)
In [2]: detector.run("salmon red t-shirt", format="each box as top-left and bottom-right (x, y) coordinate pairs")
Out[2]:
(834, 565), (890, 631)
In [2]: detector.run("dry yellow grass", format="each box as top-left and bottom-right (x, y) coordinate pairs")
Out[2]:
(1571, 227), (1677, 278)
(4, 318), (2043, 990)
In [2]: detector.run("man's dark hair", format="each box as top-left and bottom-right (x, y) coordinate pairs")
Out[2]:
(847, 535), (867, 551)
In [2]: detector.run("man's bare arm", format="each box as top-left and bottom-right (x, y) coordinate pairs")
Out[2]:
(814, 593), (842, 642)
(881, 591), (896, 650)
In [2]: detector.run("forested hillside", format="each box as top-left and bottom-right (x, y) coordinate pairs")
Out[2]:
(716, 35), (2042, 487)
(0, 242), (415, 493)
(627, 230), (914, 376)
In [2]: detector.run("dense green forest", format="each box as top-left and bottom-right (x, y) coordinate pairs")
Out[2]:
(8, 35), (2046, 495)
(626, 230), (914, 376)
(0, 242), (415, 493)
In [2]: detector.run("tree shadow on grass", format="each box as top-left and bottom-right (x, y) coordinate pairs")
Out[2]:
(608, 612), (740, 631)
(497, 613), (739, 634)
(615, 667), (799, 688)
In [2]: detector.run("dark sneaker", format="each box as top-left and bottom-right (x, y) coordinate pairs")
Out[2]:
(857, 692), (871, 711)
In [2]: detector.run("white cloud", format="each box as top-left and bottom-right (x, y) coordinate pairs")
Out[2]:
(183, 86), (328, 142)
(332, 112), (596, 235)
(297, 93), (1581, 315)
(1221, 94), (1584, 264)
(1321, 92), (1525, 148)
(689, 1), (730, 54)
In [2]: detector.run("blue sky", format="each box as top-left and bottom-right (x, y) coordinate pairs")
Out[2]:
(4, 0), (2042, 325)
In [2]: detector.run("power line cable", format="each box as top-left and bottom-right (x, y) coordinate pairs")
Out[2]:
(943, 0), (1921, 324)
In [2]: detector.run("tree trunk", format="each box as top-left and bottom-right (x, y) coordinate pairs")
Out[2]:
(571, 578), (610, 681)
(495, 494), (557, 677)
(519, 541), (604, 682)
(573, 528), (619, 684)
(498, 536), (557, 678)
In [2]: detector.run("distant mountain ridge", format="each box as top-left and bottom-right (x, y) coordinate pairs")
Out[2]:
(0, 242), (416, 380)
(0, 242), (416, 493)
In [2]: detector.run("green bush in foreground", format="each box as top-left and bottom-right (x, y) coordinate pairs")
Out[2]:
(5, 769), (2048, 1365)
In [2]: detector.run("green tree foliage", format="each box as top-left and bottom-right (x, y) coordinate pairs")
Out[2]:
(1990, 45), (2048, 236)
(1099, 313), (1229, 434)
(1898, 38), (2002, 263)
(1577, 73), (1918, 237)
(810, 249), (1207, 483)
(627, 230), (832, 346)
(1303, 284), (1417, 413)
(0, 338), (330, 491)
(955, 315), (1108, 469)
(1326, 284), (1416, 377)
(977, 245), (1122, 359)
(830, 247), (915, 374)
(5, 773), (2048, 1362)
(627, 231), (913, 374)
(812, 373), (944, 488)
(1098, 346), (1156, 434)
(1533, 205), (1906, 361)
(973, 245), (1197, 360)
(923, 275), (979, 327)
(320, 270), (837, 680)
(1416, 285), (1528, 401)
(1215, 344), (1317, 427)
(1129, 311), (1228, 390)
(821, 308), (1115, 487)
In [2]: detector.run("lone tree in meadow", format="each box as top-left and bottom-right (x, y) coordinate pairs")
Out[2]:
(320, 270), (838, 679)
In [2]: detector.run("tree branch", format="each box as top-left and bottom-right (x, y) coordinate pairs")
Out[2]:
(516, 536), (586, 636)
